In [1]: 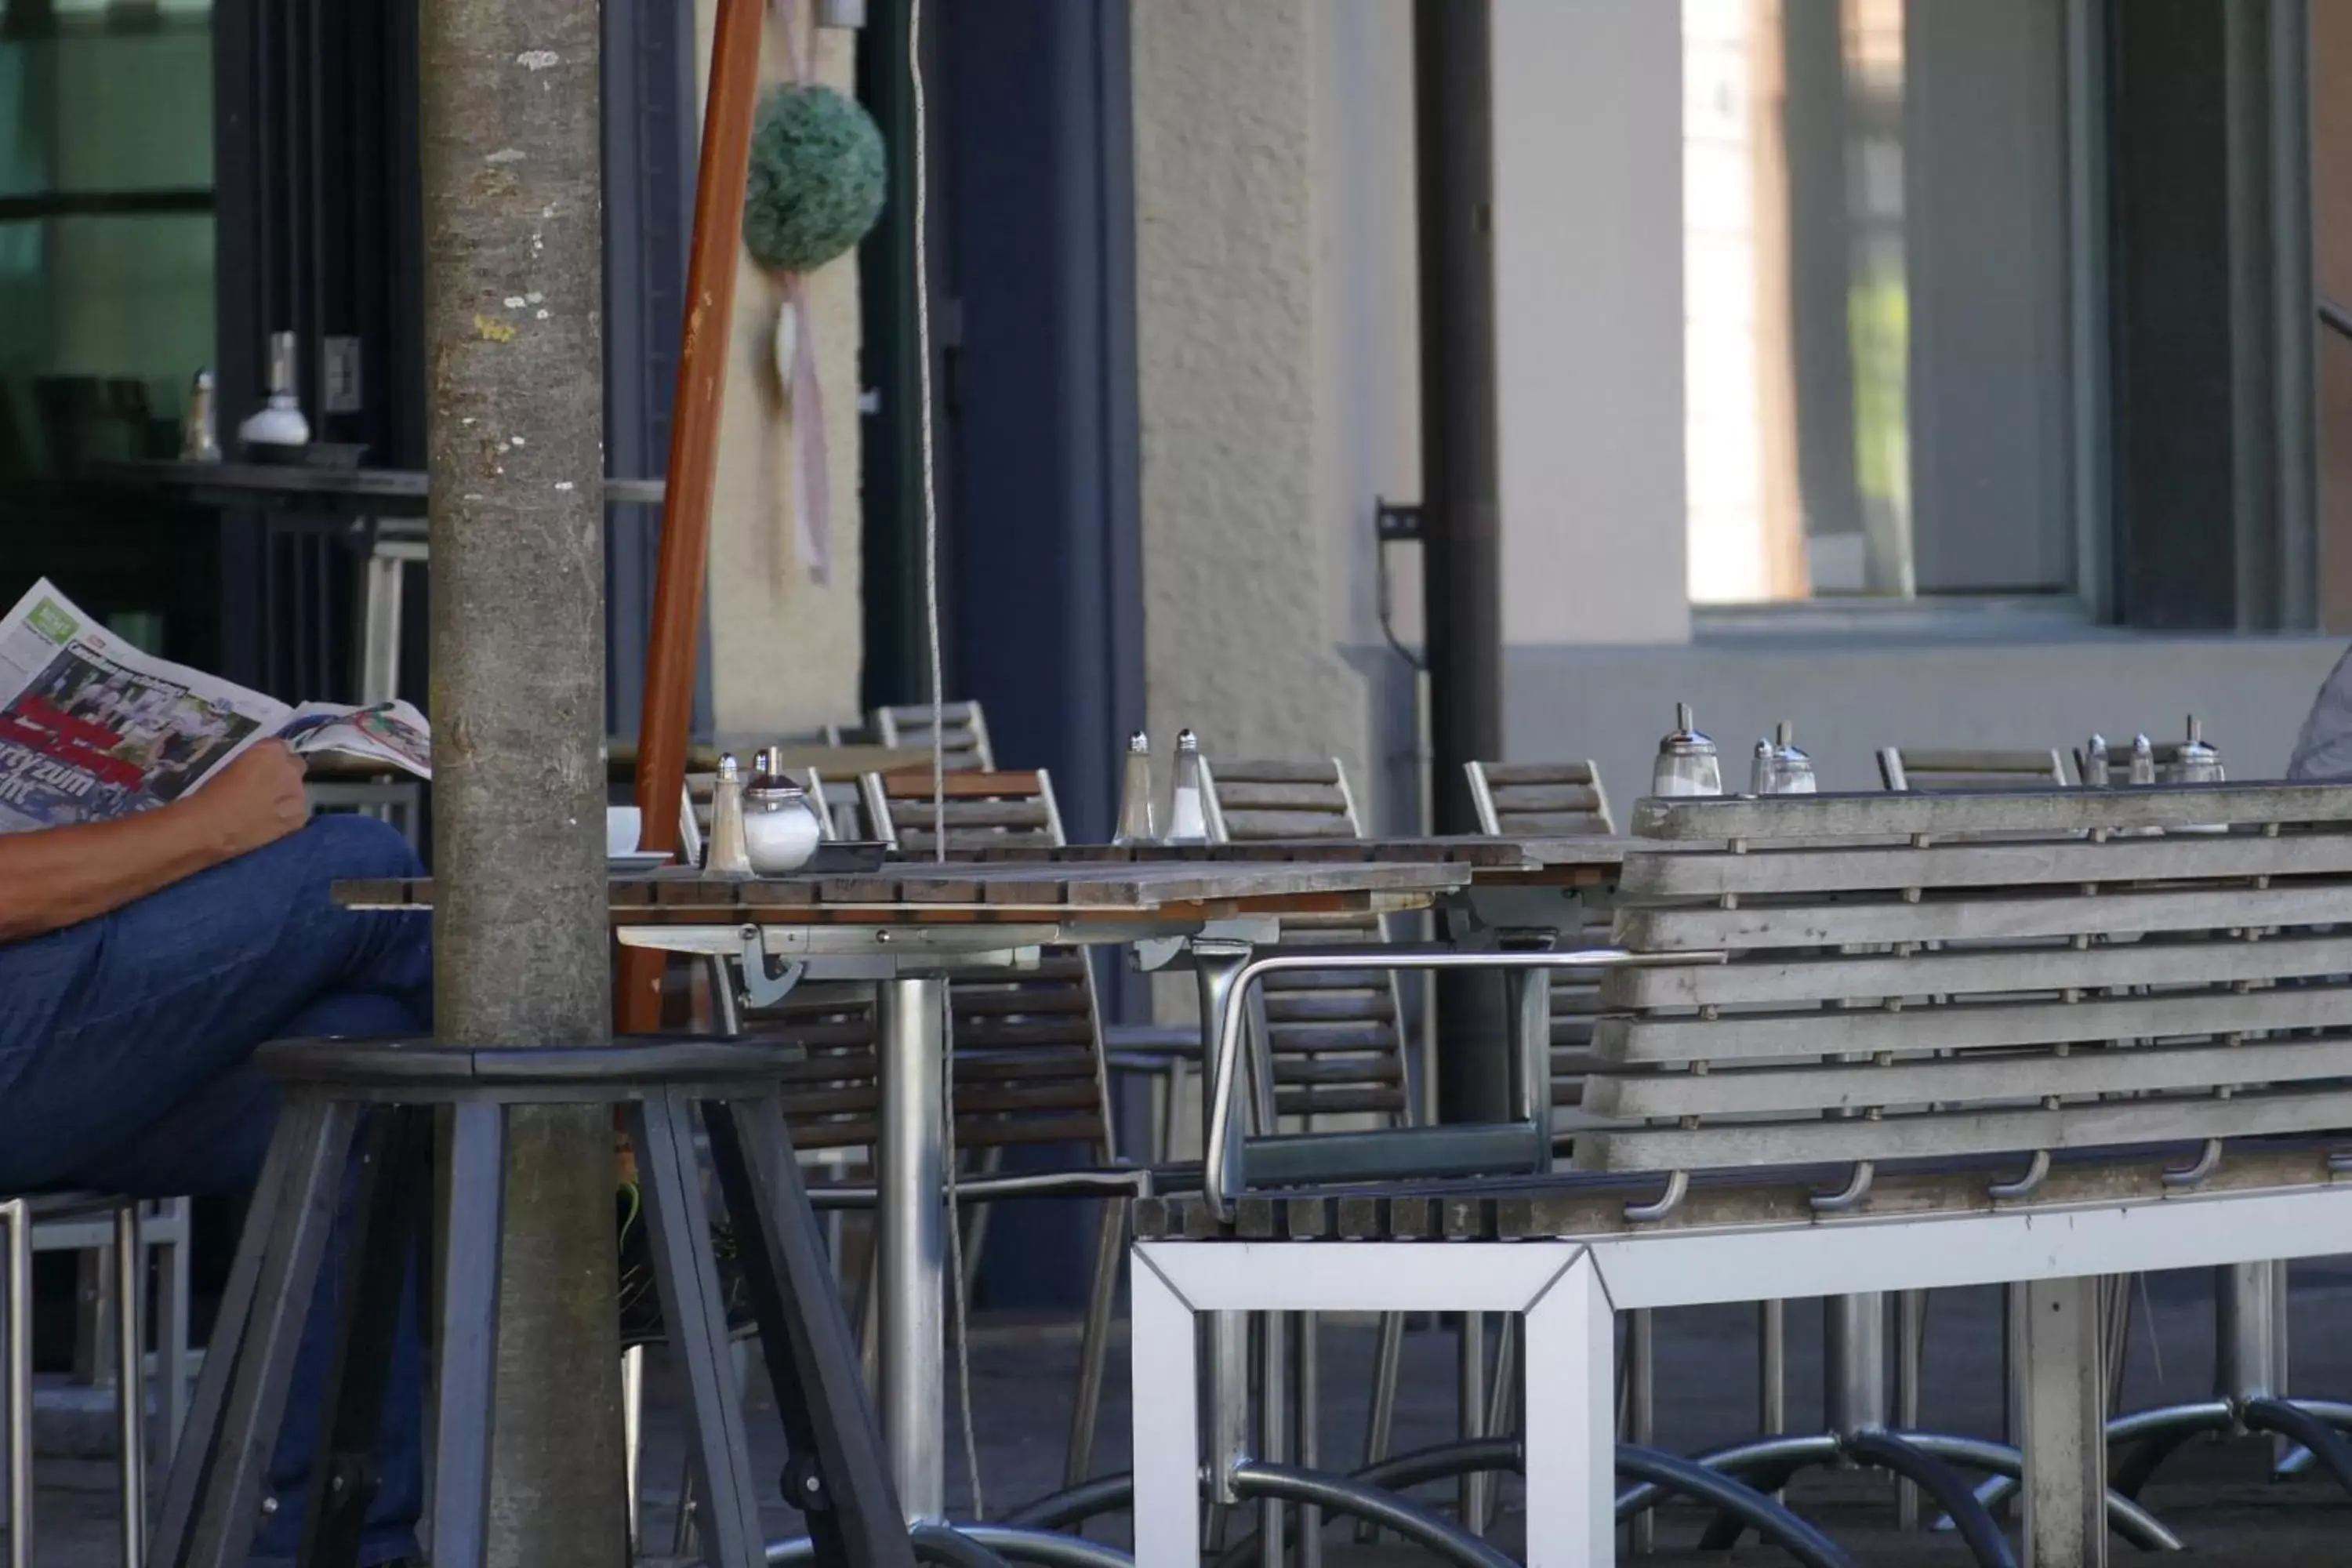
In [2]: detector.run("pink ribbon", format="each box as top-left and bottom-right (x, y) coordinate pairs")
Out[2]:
(773, 0), (833, 586)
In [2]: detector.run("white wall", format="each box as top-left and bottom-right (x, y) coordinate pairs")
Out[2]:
(1494, 0), (1689, 646)
(1132, 0), (1421, 828)
(692, 1), (865, 739)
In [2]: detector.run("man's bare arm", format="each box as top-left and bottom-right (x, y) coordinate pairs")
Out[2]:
(0, 744), (313, 942)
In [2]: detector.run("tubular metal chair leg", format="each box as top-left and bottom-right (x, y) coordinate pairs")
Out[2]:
(622, 1343), (647, 1553)
(959, 1147), (1007, 1305)
(1064, 1199), (1126, 1488)
(1163, 1058), (1191, 1163)
(1455, 1312), (1487, 1537)
(1483, 1316), (1516, 1446)
(1896, 1290), (1927, 1530)
(114, 1207), (147, 1568)
(1353, 1312), (1406, 1545)
(1259, 1313), (1289, 1568)
(1622, 1309), (1656, 1554)
(4, 1200), (30, 1568)
(1297, 1314), (1323, 1568)
(156, 1201), (192, 1455)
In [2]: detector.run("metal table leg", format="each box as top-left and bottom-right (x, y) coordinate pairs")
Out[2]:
(2020, 1276), (2106, 1568)
(879, 975), (949, 1523)
(1192, 942), (1255, 1525)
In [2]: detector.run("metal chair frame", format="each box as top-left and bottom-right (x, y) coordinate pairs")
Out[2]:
(5, 1194), (191, 1568)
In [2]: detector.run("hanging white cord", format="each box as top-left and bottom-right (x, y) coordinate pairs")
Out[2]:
(907, 0), (984, 1521)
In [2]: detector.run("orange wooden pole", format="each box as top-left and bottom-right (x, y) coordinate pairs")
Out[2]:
(621, 0), (768, 1032)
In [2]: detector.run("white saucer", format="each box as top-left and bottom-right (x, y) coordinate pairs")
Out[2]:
(608, 851), (673, 874)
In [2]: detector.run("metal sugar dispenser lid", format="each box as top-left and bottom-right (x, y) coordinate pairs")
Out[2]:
(1749, 720), (1818, 797)
(2172, 715), (2224, 785)
(1652, 702), (1723, 799)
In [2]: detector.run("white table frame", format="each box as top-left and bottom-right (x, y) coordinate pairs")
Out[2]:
(1134, 1181), (2352, 1567)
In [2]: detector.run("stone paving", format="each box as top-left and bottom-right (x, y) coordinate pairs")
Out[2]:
(20, 1262), (2352, 1563)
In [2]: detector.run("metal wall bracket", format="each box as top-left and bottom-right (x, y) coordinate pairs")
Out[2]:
(1376, 499), (1425, 543)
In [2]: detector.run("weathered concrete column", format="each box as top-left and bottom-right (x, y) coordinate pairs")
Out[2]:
(421, 2), (623, 1564)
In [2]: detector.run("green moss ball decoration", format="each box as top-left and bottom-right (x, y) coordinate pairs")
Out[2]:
(742, 83), (887, 274)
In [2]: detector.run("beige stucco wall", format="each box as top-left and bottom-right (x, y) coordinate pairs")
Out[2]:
(692, 3), (865, 740)
(1131, 0), (1421, 831)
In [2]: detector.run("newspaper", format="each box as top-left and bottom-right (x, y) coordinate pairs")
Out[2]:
(0, 579), (430, 833)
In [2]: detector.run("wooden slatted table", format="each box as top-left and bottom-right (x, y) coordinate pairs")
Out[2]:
(336, 854), (1475, 1525)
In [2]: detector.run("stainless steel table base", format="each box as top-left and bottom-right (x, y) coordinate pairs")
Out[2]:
(879, 977), (951, 1523)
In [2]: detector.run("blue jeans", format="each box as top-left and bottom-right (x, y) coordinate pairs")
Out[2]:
(0, 815), (431, 1566)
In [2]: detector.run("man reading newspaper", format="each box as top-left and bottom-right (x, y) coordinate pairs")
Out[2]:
(0, 583), (431, 1566)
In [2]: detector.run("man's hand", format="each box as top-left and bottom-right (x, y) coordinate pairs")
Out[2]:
(181, 742), (310, 858)
(0, 743), (314, 942)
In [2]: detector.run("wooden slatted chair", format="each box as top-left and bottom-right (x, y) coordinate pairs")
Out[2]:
(1878, 746), (2069, 791)
(754, 768), (1130, 1484)
(1465, 760), (1615, 1127)
(871, 700), (996, 773)
(1196, 758), (1417, 1129)
(1196, 755), (1435, 1489)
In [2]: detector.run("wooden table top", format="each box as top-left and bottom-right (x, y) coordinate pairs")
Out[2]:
(338, 856), (1475, 924)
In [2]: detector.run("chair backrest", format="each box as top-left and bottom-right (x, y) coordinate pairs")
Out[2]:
(1199, 757), (1414, 1126)
(1583, 783), (2352, 1189)
(859, 768), (1063, 857)
(768, 768), (1112, 1160)
(1465, 760), (1614, 1115)
(1877, 747), (2069, 792)
(871, 701), (995, 773)
(1199, 757), (1361, 843)
(1465, 760), (1615, 837)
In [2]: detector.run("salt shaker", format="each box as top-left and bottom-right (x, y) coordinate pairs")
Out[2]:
(707, 754), (754, 876)
(1751, 720), (1816, 796)
(180, 369), (221, 463)
(2128, 734), (2158, 788)
(2082, 734), (2111, 789)
(1164, 730), (1211, 845)
(1112, 732), (1156, 846)
(1652, 704), (1724, 799)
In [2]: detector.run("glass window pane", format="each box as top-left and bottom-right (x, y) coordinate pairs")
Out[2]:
(0, 2), (216, 480)
(1682, 0), (2077, 605)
